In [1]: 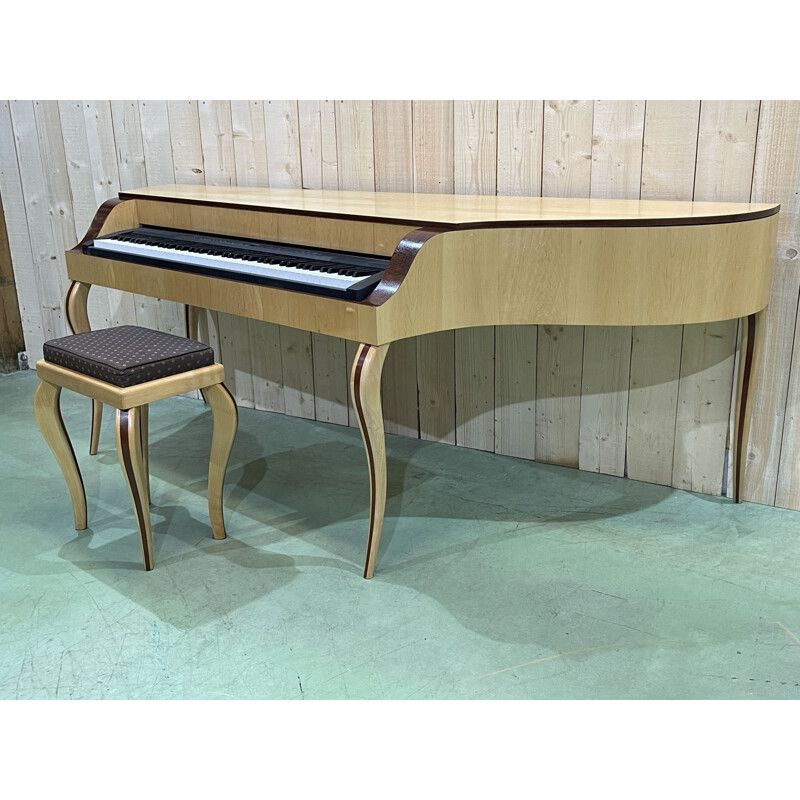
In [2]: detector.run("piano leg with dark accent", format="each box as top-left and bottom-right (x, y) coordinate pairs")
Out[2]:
(351, 342), (390, 579)
(65, 280), (103, 455)
(733, 309), (766, 503)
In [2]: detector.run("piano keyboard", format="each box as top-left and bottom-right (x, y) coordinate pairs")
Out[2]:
(84, 226), (390, 301)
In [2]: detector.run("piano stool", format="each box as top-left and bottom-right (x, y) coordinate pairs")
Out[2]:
(32, 326), (238, 571)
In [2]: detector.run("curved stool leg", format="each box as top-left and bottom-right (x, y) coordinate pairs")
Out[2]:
(139, 404), (150, 507)
(33, 380), (87, 530)
(351, 343), (390, 579)
(66, 280), (103, 455)
(116, 407), (154, 570)
(89, 400), (103, 455)
(201, 382), (238, 540)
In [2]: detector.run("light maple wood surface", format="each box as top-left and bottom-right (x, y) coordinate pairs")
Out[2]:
(66, 192), (779, 348)
(33, 379), (87, 530)
(121, 184), (776, 226)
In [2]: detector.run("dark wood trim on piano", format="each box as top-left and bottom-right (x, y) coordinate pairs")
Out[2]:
(364, 228), (442, 307)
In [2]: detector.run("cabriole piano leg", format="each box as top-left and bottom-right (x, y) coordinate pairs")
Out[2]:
(351, 342), (390, 579)
(733, 309), (766, 503)
(66, 280), (103, 455)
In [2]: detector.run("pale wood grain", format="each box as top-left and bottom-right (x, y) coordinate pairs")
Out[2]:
(0, 101), (44, 359)
(167, 100), (205, 185)
(264, 100), (302, 189)
(231, 101), (269, 187)
(752, 101), (800, 507)
(351, 343), (390, 578)
(33, 379), (87, 529)
(201, 381), (238, 540)
(198, 100), (236, 187)
(10, 101), (70, 349)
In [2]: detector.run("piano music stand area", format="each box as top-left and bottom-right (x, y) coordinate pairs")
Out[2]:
(3, 368), (800, 700)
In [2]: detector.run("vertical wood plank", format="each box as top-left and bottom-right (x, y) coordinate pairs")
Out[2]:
(336, 101), (375, 191)
(298, 100), (324, 190)
(542, 100), (593, 198)
(0, 101), (40, 360)
(751, 101), (800, 507)
(496, 100), (544, 197)
(9, 101), (70, 350)
(264, 100), (303, 188)
(198, 100), (236, 187)
(110, 101), (147, 191)
(494, 326), (537, 458)
(280, 326), (315, 419)
(249, 319), (285, 413)
(579, 325), (634, 476)
(0, 189), (24, 371)
(627, 100), (700, 485)
(372, 100), (417, 437)
(138, 100), (175, 184)
(311, 332), (348, 425)
(537, 100), (593, 466)
(231, 100), (269, 187)
(167, 100), (205, 184)
(413, 100), (455, 443)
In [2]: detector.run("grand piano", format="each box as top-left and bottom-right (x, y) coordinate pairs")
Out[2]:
(64, 186), (780, 577)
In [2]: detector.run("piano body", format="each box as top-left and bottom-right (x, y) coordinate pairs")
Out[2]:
(64, 186), (780, 577)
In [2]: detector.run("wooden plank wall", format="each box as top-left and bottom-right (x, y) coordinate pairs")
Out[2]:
(0, 190), (24, 371)
(2, 100), (799, 511)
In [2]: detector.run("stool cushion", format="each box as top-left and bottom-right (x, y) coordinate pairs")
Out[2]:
(43, 326), (215, 387)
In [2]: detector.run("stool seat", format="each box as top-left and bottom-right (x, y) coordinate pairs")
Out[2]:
(34, 326), (238, 571)
(43, 325), (214, 387)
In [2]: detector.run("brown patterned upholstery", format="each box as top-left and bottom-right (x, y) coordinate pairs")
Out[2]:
(43, 326), (215, 387)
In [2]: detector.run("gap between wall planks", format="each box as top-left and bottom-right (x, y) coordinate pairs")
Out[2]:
(2, 100), (799, 511)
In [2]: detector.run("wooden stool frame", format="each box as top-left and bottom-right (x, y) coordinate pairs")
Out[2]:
(34, 359), (237, 570)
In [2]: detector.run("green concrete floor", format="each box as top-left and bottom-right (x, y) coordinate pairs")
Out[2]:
(1, 368), (800, 699)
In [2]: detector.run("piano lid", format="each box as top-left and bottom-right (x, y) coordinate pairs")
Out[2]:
(119, 185), (780, 230)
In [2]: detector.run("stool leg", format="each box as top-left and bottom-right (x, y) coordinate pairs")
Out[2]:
(139, 404), (150, 507)
(89, 400), (103, 455)
(200, 382), (238, 540)
(33, 380), (87, 530)
(116, 407), (154, 570)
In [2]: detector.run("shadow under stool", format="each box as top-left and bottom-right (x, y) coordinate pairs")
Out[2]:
(32, 325), (238, 570)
